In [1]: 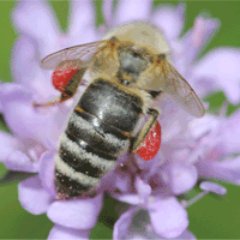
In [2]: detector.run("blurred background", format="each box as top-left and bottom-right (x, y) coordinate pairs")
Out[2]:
(0, 0), (240, 239)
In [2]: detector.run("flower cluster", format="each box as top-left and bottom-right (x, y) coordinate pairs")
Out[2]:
(0, 0), (240, 239)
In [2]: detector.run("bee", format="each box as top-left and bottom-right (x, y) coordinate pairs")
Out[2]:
(39, 22), (205, 199)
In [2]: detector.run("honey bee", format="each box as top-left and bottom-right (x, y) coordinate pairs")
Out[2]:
(40, 22), (205, 199)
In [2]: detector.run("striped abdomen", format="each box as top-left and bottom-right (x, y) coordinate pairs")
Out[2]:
(55, 79), (143, 199)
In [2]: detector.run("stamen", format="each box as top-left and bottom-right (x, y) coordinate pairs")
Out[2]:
(200, 181), (227, 195)
(182, 181), (227, 208)
(182, 191), (208, 208)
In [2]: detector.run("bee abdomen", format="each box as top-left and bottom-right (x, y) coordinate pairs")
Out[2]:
(55, 155), (99, 198)
(55, 134), (116, 198)
(55, 112), (129, 198)
(67, 112), (129, 155)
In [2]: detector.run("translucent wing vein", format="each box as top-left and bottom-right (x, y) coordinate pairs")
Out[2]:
(41, 40), (107, 69)
(161, 61), (205, 117)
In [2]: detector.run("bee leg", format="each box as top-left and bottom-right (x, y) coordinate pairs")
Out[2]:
(130, 108), (159, 151)
(33, 94), (72, 108)
(33, 69), (86, 107)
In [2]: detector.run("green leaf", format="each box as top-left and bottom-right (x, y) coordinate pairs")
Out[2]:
(91, 221), (112, 239)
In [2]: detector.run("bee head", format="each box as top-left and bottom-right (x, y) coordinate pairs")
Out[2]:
(117, 47), (150, 85)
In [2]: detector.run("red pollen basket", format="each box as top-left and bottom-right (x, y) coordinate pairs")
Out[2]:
(135, 121), (162, 161)
(52, 68), (78, 92)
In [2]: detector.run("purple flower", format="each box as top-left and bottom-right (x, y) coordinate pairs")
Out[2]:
(112, 177), (189, 239)
(1, 0), (103, 238)
(1, 0), (240, 239)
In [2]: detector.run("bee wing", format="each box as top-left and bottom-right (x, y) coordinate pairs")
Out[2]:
(41, 40), (107, 69)
(143, 59), (205, 117)
(162, 61), (205, 117)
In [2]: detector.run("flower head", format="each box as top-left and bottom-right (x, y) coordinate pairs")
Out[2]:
(1, 0), (240, 239)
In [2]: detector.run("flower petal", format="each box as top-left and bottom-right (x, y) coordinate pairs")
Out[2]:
(11, 36), (55, 97)
(47, 194), (103, 230)
(188, 114), (219, 139)
(12, 36), (37, 85)
(149, 197), (188, 238)
(39, 151), (56, 196)
(196, 157), (240, 185)
(68, 0), (97, 44)
(162, 162), (198, 195)
(192, 48), (240, 103)
(135, 177), (151, 202)
(112, 169), (133, 193)
(0, 132), (22, 162)
(152, 4), (185, 40)
(12, 0), (59, 55)
(114, 0), (152, 25)
(178, 230), (196, 240)
(113, 207), (137, 240)
(112, 193), (141, 205)
(182, 16), (220, 65)
(0, 128), (44, 172)
(0, 83), (67, 147)
(114, 208), (173, 240)
(5, 150), (39, 172)
(18, 176), (52, 215)
(102, 0), (113, 26)
(48, 225), (89, 240)
(219, 110), (240, 153)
